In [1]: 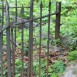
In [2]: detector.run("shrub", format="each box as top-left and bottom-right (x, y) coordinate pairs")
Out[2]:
(52, 60), (65, 73)
(68, 50), (77, 61)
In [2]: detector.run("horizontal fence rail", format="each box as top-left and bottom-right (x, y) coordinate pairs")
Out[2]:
(0, 6), (30, 9)
(0, 12), (57, 33)
(0, 0), (61, 77)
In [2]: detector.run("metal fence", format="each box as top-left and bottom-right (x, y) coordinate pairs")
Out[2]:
(0, 0), (61, 77)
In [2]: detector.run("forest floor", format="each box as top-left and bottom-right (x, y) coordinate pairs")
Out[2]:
(2, 45), (73, 77)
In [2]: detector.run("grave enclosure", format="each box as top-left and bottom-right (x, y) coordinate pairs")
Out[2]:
(0, 0), (61, 77)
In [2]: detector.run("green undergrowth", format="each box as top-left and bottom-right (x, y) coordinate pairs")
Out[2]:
(1, 0), (77, 77)
(68, 50), (77, 61)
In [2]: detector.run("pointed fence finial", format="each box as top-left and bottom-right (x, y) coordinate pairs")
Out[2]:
(20, 5), (24, 16)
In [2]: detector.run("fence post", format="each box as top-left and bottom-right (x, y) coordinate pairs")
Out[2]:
(0, 0), (4, 76)
(0, 31), (3, 77)
(20, 5), (24, 77)
(6, 1), (11, 77)
(55, 2), (61, 39)
(28, 0), (33, 77)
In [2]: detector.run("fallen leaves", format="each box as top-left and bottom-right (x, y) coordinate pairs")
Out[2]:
(2, 45), (69, 77)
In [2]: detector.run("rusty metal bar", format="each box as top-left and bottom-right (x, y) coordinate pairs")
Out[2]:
(6, 1), (11, 77)
(0, 0), (4, 76)
(10, 6), (30, 8)
(55, 2), (61, 39)
(0, 33), (3, 77)
(28, 0), (33, 77)
(0, 25), (9, 33)
(13, 0), (17, 75)
(6, 27), (11, 77)
(21, 25), (24, 77)
(11, 28), (15, 77)
(0, 6), (30, 9)
(39, 1), (42, 77)
(10, 0), (18, 76)
(21, 5), (24, 77)
(2, 0), (4, 27)
(47, 1), (51, 77)
(14, 0), (17, 50)
(0, 12), (56, 33)
(14, 12), (56, 25)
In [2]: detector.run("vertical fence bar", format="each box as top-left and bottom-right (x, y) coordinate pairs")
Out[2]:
(55, 2), (61, 39)
(6, 2), (11, 77)
(11, 1), (16, 76)
(47, 1), (51, 77)
(21, 21), (24, 77)
(11, 28), (15, 77)
(12, 0), (18, 75)
(39, 1), (42, 77)
(21, 5), (24, 77)
(28, 0), (33, 77)
(0, 0), (4, 76)
(2, 0), (4, 27)
(0, 32), (3, 77)
(15, 0), (17, 47)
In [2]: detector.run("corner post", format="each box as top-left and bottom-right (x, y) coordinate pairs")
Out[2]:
(55, 2), (61, 39)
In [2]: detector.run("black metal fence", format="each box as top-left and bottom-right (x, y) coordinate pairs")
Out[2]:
(0, 0), (61, 77)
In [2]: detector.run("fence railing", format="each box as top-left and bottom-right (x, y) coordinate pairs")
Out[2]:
(0, 0), (61, 77)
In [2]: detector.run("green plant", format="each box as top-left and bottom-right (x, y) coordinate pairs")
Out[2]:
(50, 73), (58, 77)
(48, 60), (65, 77)
(52, 60), (65, 73)
(68, 50), (77, 61)
(2, 0), (77, 77)
(33, 58), (47, 77)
